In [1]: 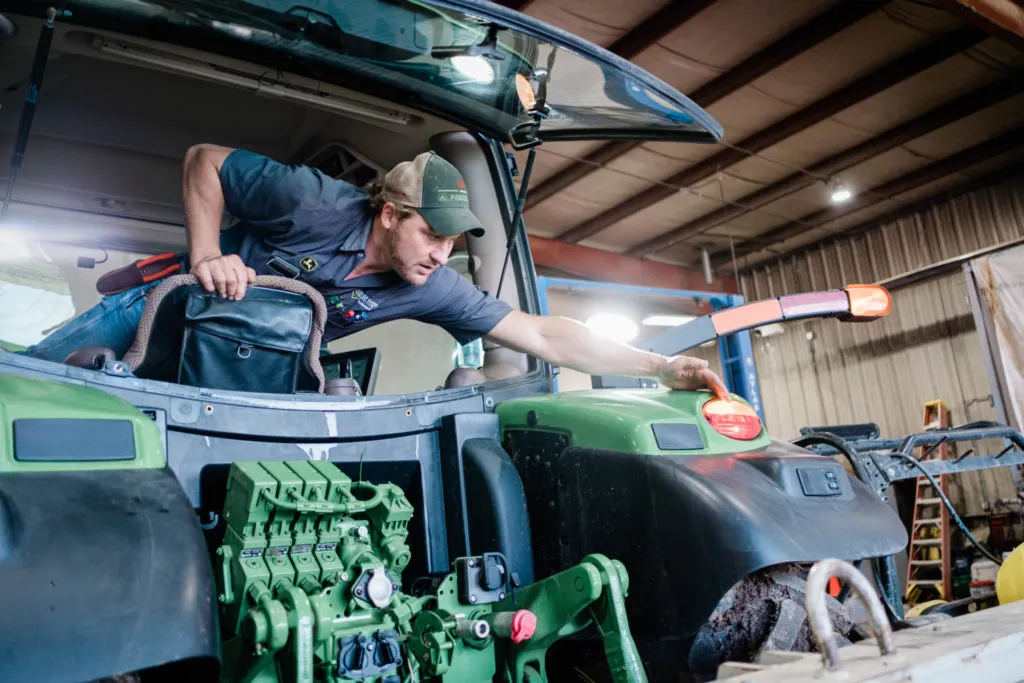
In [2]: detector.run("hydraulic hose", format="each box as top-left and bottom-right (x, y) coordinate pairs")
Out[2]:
(888, 452), (1002, 566)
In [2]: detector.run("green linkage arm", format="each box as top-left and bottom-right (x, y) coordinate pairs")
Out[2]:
(501, 553), (647, 683)
(580, 554), (647, 683)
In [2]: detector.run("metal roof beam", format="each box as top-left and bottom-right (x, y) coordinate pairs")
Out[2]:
(528, 235), (737, 293)
(628, 76), (1024, 257)
(708, 127), (1024, 267)
(556, 26), (986, 244)
(525, 0), (888, 209)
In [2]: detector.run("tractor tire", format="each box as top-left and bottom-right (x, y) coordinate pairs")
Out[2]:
(686, 564), (854, 678)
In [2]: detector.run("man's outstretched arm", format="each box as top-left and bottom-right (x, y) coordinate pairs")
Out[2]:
(486, 310), (729, 394)
(182, 143), (255, 300)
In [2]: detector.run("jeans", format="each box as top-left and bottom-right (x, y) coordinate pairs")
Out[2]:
(21, 282), (157, 363)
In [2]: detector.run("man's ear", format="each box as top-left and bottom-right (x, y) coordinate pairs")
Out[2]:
(380, 201), (399, 230)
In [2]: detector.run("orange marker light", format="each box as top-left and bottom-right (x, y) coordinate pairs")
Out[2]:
(702, 399), (762, 441)
(844, 285), (892, 321)
(516, 74), (537, 111)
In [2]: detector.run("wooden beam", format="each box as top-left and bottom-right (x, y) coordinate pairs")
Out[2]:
(527, 235), (737, 294)
(708, 127), (1024, 267)
(557, 27), (986, 244)
(524, 0), (888, 209)
(933, 0), (1024, 52)
(747, 166), (1024, 271)
(628, 76), (1024, 257)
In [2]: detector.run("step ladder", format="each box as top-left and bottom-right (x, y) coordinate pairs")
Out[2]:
(906, 400), (952, 603)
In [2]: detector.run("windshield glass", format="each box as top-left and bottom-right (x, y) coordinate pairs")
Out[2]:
(34, 0), (721, 144)
(0, 240), (149, 351)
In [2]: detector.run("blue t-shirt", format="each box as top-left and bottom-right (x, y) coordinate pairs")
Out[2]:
(217, 150), (512, 345)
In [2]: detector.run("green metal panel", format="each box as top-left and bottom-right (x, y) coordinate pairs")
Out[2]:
(0, 373), (165, 471)
(496, 389), (770, 454)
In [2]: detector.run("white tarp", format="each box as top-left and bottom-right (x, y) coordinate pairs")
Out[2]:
(974, 244), (1024, 433)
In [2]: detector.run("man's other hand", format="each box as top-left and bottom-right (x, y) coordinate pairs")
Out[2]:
(192, 253), (256, 300)
(658, 355), (729, 398)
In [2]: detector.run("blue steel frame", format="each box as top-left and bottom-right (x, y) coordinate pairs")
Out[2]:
(534, 276), (763, 420)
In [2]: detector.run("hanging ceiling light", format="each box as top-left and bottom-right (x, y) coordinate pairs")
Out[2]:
(828, 177), (853, 204)
(585, 314), (639, 343)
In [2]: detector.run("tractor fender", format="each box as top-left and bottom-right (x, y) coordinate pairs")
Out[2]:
(0, 468), (218, 682)
(508, 434), (907, 639)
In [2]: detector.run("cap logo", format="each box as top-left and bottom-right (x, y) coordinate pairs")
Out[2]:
(457, 179), (466, 188)
(299, 256), (318, 272)
(437, 188), (468, 203)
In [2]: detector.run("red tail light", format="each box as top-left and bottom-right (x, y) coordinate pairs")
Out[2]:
(703, 399), (763, 440)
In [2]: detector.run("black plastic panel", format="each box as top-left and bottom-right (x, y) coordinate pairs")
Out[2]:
(797, 466), (843, 496)
(13, 418), (135, 461)
(651, 423), (704, 450)
(439, 413), (501, 562)
(0, 469), (218, 682)
(462, 438), (535, 585)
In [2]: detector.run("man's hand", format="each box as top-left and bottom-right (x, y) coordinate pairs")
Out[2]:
(192, 253), (256, 300)
(657, 356), (729, 398)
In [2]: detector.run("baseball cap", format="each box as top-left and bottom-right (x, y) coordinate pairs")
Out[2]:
(381, 152), (486, 237)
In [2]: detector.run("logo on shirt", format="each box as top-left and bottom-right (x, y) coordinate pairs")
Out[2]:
(351, 289), (378, 311)
(299, 256), (318, 273)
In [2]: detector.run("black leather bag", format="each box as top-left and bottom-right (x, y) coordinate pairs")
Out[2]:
(178, 288), (315, 393)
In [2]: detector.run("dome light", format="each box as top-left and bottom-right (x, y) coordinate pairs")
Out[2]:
(451, 56), (494, 84)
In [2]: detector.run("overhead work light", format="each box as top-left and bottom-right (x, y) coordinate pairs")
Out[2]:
(828, 177), (853, 204)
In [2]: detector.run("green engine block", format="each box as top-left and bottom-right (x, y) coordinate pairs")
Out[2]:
(216, 461), (647, 683)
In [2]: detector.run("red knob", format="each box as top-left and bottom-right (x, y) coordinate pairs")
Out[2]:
(511, 610), (536, 643)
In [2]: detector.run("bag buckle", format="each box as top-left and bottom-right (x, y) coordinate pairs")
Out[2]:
(237, 343), (253, 359)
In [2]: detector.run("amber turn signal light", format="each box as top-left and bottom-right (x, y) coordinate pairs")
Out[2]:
(516, 74), (537, 111)
(702, 398), (763, 441)
(843, 285), (891, 322)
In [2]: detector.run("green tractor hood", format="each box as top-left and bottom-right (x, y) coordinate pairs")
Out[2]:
(497, 388), (771, 455)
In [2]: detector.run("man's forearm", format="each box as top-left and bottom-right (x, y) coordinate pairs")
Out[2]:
(182, 144), (231, 263)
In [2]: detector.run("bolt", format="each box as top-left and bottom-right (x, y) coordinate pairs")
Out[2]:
(340, 572), (350, 582)
(498, 592), (505, 600)
(887, 467), (896, 476)
(470, 595), (477, 604)
(355, 587), (364, 597)
(468, 559), (476, 567)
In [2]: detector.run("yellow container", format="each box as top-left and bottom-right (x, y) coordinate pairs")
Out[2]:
(996, 544), (1024, 605)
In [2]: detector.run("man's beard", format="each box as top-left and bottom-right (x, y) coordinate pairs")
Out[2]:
(388, 227), (430, 287)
